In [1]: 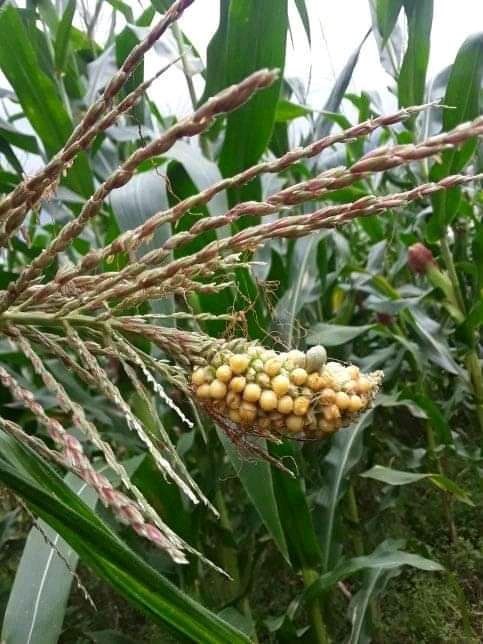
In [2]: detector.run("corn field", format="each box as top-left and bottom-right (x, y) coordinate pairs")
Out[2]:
(0, 1), (482, 642)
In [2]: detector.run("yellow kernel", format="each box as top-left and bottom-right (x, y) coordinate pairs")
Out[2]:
(229, 353), (250, 374)
(229, 409), (241, 423)
(216, 364), (232, 383)
(349, 395), (364, 412)
(320, 388), (336, 404)
(306, 373), (322, 392)
(290, 368), (308, 386)
(286, 414), (304, 433)
(277, 395), (294, 415)
(246, 367), (256, 382)
(264, 358), (282, 377)
(240, 401), (257, 423)
(226, 391), (241, 409)
(323, 404), (341, 421)
(210, 379), (227, 399)
(230, 376), (246, 393)
(243, 383), (262, 402)
(260, 389), (278, 411)
(343, 381), (358, 395)
(203, 367), (215, 383)
(287, 349), (306, 367)
(293, 396), (310, 416)
(356, 377), (371, 394)
(196, 384), (211, 399)
(347, 365), (360, 380)
(192, 368), (206, 386)
(335, 391), (350, 410)
(256, 372), (271, 387)
(272, 374), (290, 396)
(261, 350), (276, 362)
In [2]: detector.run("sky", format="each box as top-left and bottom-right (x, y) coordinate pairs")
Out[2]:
(3, 0), (483, 167)
(138, 0), (483, 118)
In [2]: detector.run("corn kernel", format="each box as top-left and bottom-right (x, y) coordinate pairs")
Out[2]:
(229, 353), (250, 374)
(210, 379), (227, 399)
(306, 345), (327, 372)
(272, 374), (290, 396)
(320, 388), (336, 404)
(277, 395), (294, 414)
(226, 391), (241, 409)
(356, 378), (371, 394)
(216, 364), (232, 383)
(203, 366), (215, 383)
(307, 372), (324, 392)
(323, 404), (340, 421)
(192, 368), (206, 386)
(240, 401), (257, 423)
(293, 396), (310, 416)
(229, 409), (241, 423)
(335, 391), (350, 410)
(196, 383), (211, 399)
(290, 368), (308, 386)
(347, 365), (360, 380)
(349, 395), (364, 412)
(230, 376), (246, 392)
(264, 358), (282, 377)
(243, 383), (262, 402)
(286, 414), (304, 433)
(287, 349), (306, 368)
(260, 389), (278, 411)
(256, 372), (271, 387)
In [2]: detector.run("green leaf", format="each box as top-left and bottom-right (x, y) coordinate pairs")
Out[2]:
(307, 322), (375, 346)
(318, 413), (373, 572)
(375, 0), (403, 44)
(275, 99), (312, 122)
(54, 0), (76, 73)
(398, 0), (433, 108)
(218, 0), (288, 202)
(360, 465), (473, 505)
(0, 435), (250, 643)
(0, 118), (39, 154)
(217, 429), (290, 564)
(294, 0), (311, 44)
(0, 4), (92, 197)
(428, 33), (483, 240)
(304, 541), (443, 602)
(271, 441), (322, 570)
(273, 233), (324, 346)
(1, 473), (98, 644)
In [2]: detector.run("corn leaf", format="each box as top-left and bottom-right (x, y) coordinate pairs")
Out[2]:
(398, 0), (433, 108)
(0, 434), (250, 644)
(428, 33), (483, 240)
(0, 4), (92, 197)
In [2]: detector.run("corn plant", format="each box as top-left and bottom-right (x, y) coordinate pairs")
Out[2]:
(0, 1), (481, 642)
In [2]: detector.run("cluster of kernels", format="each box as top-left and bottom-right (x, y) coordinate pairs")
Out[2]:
(191, 344), (383, 439)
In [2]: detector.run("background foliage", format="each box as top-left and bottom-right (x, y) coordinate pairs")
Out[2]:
(0, 0), (482, 642)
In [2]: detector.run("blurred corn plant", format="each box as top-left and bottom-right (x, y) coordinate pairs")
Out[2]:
(0, 0), (482, 642)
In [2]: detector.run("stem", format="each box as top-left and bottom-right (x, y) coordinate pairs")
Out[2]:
(466, 351), (483, 436)
(347, 484), (364, 557)
(440, 233), (483, 435)
(301, 568), (330, 644)
(425, 421), (457, 543)
(440, 234), (466, 314)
